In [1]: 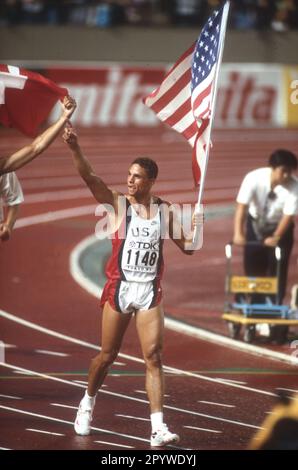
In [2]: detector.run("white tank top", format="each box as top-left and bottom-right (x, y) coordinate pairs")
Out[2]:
(121, 204), (161, 282)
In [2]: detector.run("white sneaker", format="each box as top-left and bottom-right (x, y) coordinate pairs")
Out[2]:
(150, 424), (179, 447)
(74, 404), (93, 436)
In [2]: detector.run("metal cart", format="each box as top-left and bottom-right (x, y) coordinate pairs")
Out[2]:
(222, 242), (298, 343)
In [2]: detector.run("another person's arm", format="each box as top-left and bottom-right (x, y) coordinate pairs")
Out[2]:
(0, 96), (76, 175)
(63, 126), (116, 207)
(264, 214), (294, 247)
(233, 202), (247, 245)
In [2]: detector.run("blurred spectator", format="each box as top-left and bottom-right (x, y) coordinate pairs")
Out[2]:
(21, 0), (45, 24)
(1, 0), (298, 28)
(0, 0), (22, 25)
(170, 0), (206, 26)
(231, 1), (258, 30)
(271, 0), (294, 32)
(255, 0), (274, 30)
(125, 1), (154, 26)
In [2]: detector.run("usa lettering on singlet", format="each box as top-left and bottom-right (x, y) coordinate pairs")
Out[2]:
(121, 204), (161, 282)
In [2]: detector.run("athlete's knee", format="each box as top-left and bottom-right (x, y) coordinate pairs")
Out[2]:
(143, 344), (163, 369)
(91, 349), (118, 369)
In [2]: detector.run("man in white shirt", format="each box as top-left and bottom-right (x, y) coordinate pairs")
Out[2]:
(0, 172), (24, 242)
(233, 149), (298, 303)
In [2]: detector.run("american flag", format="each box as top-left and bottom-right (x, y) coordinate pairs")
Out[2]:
(143, 2), (229, 188)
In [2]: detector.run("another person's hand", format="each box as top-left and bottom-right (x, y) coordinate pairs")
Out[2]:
(0, 223), (11, 242)
(264, 235), (279, 247)
(233, 234), (246, 245)
(62, 125), (78, 149)
(61, 96), (76, 120)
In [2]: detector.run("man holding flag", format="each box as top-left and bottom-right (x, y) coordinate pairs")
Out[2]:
(63, 1), (229, 447)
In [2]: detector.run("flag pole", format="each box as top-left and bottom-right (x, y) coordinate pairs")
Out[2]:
(192, 1), (230, 247)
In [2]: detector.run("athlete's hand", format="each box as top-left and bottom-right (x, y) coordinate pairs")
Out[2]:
(192, 204), (204, 228)
(62, 124), (78, 148)
(192, 210), (204, 227)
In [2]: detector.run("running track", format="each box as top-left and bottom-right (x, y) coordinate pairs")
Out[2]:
(0, 126), (298, 450)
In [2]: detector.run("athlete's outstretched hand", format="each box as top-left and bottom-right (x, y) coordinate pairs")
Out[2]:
(192, 204), (204, 228)
(62, 124), (78, 149)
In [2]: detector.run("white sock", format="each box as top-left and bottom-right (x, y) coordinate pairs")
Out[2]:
(80, 390), (96, 410)
(151, 411), (163, 432)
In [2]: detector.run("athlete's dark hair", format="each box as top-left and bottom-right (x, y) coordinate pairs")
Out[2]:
(131, 157), (159, 179)
(269, 149), (298, 170)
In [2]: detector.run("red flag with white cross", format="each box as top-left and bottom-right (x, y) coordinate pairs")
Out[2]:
(0, 64), (68, 137)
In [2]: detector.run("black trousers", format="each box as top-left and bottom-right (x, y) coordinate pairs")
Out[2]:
(244, 215), (294, 304)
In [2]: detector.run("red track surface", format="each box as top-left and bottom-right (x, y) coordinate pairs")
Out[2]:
(0, 127), (298, 450)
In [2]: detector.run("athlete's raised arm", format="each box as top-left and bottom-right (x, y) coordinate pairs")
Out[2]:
(0, 96), (76, 176)
(63, 126), (116, 207)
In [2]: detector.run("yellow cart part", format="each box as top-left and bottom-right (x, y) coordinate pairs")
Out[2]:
(222, 313), (298, 326)
(229, 276), (278, 294)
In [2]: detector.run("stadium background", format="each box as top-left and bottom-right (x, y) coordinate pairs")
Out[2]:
(0, 0), (298, 452)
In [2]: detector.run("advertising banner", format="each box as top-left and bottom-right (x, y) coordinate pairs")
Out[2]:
(44, 63), (285, 128)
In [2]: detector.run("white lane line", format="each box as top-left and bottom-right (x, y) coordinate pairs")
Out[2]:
(51, 403), (77, 410)
(115, 414), (150, 422)
(94, 441), (134, 449)
(0, 394), (22, 400)
(26, 428), (65, 437)
(215, 378), (247, 385)
(70, 235), (101, 299)
(1, 362), (261, 430)
(13, 370), (34, 375)
(0, 309), (101, 351)
(70, 235), (298, 367)
(99, 388), (262, 430)
(163, 364), (276, 398)
(2, 363), (84, 389)
(0, 405), (149, 444)
(184, 425), (222, 434)
(15, 205), (97, 229)
(165, 317), (298, 367)
(22, 188), (91, 204)
(72, 380), (107, 388)
(198, 401), (235, 408)
(276, 387), (298, 393)
(0, 309), (279, 398)
(35, 349), (69, 358)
